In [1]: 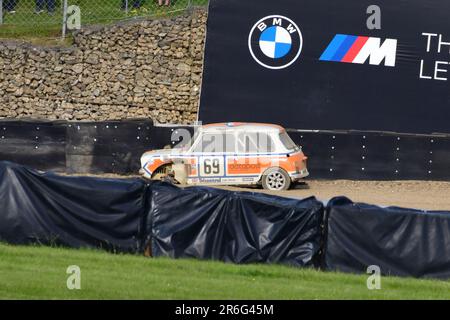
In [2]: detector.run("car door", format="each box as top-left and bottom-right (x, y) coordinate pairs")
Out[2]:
(231, 132), (278, 179)
(227, 132), (268, 180)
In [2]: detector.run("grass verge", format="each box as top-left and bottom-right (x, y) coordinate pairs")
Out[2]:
(0, 0), (208, 41)
(0, 243), (449, 299)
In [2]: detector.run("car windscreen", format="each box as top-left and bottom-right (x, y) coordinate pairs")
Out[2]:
(279, 132), (298, 151)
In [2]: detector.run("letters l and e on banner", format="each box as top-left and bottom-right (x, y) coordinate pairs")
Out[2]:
(199, 0), (450, 134)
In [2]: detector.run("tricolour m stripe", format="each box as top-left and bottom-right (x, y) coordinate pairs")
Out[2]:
(330, 35), (358, 61)
(342, 36), (369, 63)
(319, 34), (348, 61)
(320, 34), (369, 62)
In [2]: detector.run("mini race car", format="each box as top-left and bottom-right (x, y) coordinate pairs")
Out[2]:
(140, 123), (309, 190)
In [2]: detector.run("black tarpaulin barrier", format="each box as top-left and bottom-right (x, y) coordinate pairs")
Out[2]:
(148, 182), (324, 267)
(323, 197), (450, 279)
(0, 161), (147, 253)
(3, 160), (450, 278)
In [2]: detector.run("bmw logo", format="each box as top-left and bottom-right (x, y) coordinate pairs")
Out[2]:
(248, 15), (303, 70)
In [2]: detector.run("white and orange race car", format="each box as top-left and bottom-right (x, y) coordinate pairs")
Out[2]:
(140, 123), (309, 190)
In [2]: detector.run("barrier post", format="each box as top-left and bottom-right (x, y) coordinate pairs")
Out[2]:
(0, 0), (3, 25)
(61, 0), (68, 39)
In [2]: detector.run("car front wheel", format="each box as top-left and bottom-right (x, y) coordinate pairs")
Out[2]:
(262, 167), (291, 191)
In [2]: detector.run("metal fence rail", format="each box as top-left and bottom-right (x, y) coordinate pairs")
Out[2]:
(0, 0), (208, 39)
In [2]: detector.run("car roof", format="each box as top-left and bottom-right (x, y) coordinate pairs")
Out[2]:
(200, 122), (285, 133)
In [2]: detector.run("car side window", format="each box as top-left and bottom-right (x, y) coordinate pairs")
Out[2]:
(237, 133), (258, 154)
(224, 134), (236, 153)
(237, 132), (274, 154)
(257, 133), (275, 153)
(193, 133), (235, 153)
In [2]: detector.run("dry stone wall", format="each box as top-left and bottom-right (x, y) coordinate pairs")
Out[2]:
(0, 8), (207, 124)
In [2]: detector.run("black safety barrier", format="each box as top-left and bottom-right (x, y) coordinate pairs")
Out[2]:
(148, 125), (195, 150)
(0, 119), (154, 174)
(323, 197), (450, 279)
(0, 161), (324, 269)
(148, 183), (324, 267)
(0, 161), (147, 253)
(0, 119), (66, 171)
(2, 120), (450, 180)
(287, 130), (450, 180)
(1, 161), (450, 278)
(124, 125), (450, 181)
(66, 120), (153, 174)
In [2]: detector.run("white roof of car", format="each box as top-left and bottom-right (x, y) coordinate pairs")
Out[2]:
(200, 122), (285, 133)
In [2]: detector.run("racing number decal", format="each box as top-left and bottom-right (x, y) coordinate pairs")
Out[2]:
(204, 158), (220, 174)
(199, 157), (224, 177)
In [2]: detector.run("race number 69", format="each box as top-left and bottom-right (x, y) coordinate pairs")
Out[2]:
(200, 157), (223, 177)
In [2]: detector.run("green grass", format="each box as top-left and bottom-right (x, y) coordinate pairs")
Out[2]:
(0, 243), (449, 299)
(0, 0), (208, 40)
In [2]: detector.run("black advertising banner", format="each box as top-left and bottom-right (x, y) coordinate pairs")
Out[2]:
(199, 0), (450, 134)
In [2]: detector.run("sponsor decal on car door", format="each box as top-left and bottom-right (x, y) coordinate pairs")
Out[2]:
(226, 132), (274, 178)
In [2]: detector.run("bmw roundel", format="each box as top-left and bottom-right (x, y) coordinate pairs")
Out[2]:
(248, 15), (303, 70)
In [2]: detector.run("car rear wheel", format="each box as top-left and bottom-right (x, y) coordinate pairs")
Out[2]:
(262, 167), (291, 191)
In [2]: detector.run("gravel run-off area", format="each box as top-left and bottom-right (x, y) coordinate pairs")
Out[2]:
(220, 180), (450, 211)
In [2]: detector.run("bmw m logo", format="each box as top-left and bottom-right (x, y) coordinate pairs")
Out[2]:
(248, 15), (303, 70)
